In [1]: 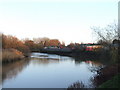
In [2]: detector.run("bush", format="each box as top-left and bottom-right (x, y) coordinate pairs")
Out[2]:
(2, 49), (24, 63)
(2, 34), (30, 56)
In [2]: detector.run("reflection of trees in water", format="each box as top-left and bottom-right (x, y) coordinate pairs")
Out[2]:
(73, 57), (105, 88)
(2, 59), (30, 84)
(85, 61), (105, 73)
(73, 53), (109, 65)
(29, 58), (59, 65)
(85, 61), (105, 88)
(67, 81), (89, 89)
(74, 56), (99, 64)
(74, 56), (104, 68)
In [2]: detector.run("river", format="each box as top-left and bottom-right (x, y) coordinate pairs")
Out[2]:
(2, 52), (105, 88)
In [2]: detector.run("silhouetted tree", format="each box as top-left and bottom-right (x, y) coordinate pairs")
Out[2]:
(92, 22), (118, 44)
(67, 42), (75, 49)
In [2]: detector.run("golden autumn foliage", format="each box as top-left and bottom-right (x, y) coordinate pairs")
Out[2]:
(2, 49), (24, 63)
(25, 40), (41, 51)
(49, 39), (61, 47)
(2, 34), (30, 54)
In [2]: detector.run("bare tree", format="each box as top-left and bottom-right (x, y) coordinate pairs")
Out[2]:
(91, 22), (118, 44)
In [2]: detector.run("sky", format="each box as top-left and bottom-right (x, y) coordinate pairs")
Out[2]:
(0, 0), (118, 45)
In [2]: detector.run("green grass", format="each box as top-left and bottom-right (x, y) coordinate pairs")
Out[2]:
(99, 73), (120, 88)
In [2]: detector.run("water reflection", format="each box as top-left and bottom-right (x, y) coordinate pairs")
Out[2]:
(2, 59), (30, 84)
(68, 81), (87, 88)
(30, 53), (73, 66)
(2, 53), (105, 88)
(29, 58), (59, 65)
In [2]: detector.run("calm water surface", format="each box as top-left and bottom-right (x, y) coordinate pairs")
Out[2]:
(2, 53), (104, 88)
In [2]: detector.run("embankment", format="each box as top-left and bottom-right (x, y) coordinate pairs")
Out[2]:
(93, 63), (120, 88)
(2, 49), (25, 63)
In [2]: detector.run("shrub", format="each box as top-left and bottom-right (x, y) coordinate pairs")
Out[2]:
(2, 49), (24, 63)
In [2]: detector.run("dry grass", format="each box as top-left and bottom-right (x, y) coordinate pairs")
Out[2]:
(2, 49), (24, 63)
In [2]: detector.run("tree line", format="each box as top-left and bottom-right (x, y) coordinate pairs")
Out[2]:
(2, 34), (67, 54)
(2, 22), (119, 58)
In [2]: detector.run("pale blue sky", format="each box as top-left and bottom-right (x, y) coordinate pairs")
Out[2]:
(0, 0), (118, 44)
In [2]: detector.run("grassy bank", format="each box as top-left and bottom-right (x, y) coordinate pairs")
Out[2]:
(2, 49), (25, 63)
(92, 63), (119, 88)
(99, 73), (120, 88)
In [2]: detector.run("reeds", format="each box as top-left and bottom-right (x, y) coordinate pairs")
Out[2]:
(2, 49), (24, 63)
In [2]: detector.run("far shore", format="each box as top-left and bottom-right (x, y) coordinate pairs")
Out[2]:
(2, 48), (101, 64)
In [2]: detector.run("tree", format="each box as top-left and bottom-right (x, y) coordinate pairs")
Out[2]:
(33, 37), (49, 44)
(60, 41), (65, 48)
(92, 22), (119, 63)
(61, 41), (65, 46)
(2, 34), (30, 55)
(24, 40), (36, 51)
(91, 22), (118, 44)
(33, 37), (50, 47)
(67, 42), (75, 48)
(49, 39), (61, 47)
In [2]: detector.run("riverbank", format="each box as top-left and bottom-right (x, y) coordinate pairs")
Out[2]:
(2, 49), (25, 63)
(99, 73), (120, 88)
(40, 48), (100, 59)
(67, 63), (120, 89)
(93, 63), (120, 88)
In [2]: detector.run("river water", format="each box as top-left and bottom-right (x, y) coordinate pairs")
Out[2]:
(2, 53), (105, 88)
